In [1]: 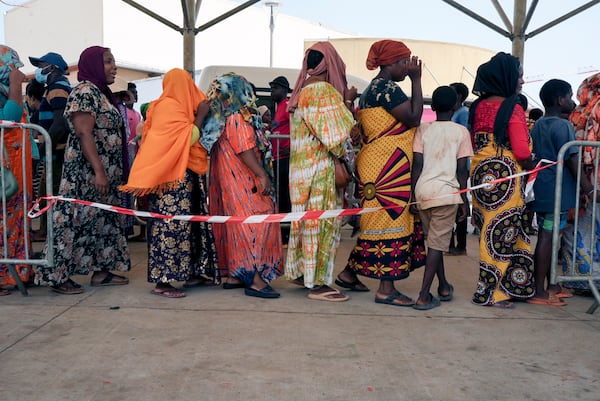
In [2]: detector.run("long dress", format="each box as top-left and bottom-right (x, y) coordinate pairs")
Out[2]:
(209, 113), (283, 285)
(470, 100), (535, 305)
(147, 170), (219, 284)
(35, 82), (130, 286)
(0, 102), (34, 287)
(285, 81), (355, 288)
(345, 78), (426, 281)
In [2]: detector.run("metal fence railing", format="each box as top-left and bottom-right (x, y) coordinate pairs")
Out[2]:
(551, 140), (600, 314)
(1, 121), (53, 296)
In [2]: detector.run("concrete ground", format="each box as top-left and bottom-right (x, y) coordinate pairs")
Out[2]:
(1, 227), (599, 401)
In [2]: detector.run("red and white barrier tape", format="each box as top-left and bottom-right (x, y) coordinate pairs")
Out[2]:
(27, 159), (557, 224)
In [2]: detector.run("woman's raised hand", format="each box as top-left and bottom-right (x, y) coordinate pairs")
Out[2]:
(194, 100), (211, 127)
(345, 86), (358, 103)
(406, 56), (422, 81)
(196, 100), (210, 119)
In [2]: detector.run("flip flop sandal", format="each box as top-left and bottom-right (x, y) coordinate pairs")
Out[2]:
(335, 277), (370, 292)
(290, 276), (305, 287)
(0, 289), (11, 296)
(492, 300), (515, 309)
(51, 283), (84, 295)
(91, 272), (129, 287)
(413, 293), (441, 310)
(308, 288), (349, 302)
(526, 296), (566, 306)
(554, 290), (573, 299)
(67, 278), (82, 289)
(183, 277), (217, 288)
(374, 291), (414, 307)
(151, 288), (186, 298)
(437, 284), (454, 302)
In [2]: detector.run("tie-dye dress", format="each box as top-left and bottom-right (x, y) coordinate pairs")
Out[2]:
(285, 81), (355, 288)
(209, 114), (283, 285)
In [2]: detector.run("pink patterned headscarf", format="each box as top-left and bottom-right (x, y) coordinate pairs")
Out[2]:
(288, 41), (348, 112)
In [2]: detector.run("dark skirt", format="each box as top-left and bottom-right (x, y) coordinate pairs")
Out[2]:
(147, 170), (219, 284)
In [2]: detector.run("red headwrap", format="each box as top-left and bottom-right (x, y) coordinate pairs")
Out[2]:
(366, 40), (411, 70)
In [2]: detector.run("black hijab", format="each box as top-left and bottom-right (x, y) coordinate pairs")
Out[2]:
(468, 52), (521, 148)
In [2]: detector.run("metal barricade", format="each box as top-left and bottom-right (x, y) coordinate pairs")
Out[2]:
(269, 132), (291, 229)
(1, 121), (53, 296)
(551, 140), (600, 314)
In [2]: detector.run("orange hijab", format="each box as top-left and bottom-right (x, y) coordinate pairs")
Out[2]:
(120, 68), (207, 195)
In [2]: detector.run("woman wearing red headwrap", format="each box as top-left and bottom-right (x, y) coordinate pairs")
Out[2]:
(336, 40), (426, 307)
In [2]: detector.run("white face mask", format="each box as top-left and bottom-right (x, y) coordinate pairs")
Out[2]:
(34, 67), (50, 84)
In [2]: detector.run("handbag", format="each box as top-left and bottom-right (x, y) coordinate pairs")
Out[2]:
(1, 141), (19, 201)
(333, 155), (353, 189)
(301, 116), (355, 189)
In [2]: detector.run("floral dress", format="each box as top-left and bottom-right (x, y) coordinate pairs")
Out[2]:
(36, 82), (130, 286)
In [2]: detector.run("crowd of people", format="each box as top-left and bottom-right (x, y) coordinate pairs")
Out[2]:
(1, 40), (599, 308)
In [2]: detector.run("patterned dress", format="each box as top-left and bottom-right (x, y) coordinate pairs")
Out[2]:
(36, 82), (130, 286)
(0, 103), (34, 287)
(147, 170), (219, 284)
(285, 81), (355, 288)
(345, 78), (426, 280)
(470, 100), (535, 305)
(209, 113), (283, 285)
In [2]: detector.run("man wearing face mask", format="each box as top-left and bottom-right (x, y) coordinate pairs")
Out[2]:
(28, 52), (72, 242)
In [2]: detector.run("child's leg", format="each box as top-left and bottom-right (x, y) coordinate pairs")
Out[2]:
(435, 255), (452, 296)
(532, 212), (566, 300)
(455, 218), (468, 251)
(416, 205), (456, 305)
(533, 227), (552, 298)
(417, 248), (443, 303)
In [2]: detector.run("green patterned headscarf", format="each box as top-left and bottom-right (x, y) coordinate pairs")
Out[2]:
(0, 45), (24, 107)
(201, 72), (273, 179)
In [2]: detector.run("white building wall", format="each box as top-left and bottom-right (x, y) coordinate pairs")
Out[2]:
(6, 0), (104, 69)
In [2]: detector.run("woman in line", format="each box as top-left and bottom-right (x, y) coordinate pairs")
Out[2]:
(561, 72), (600, 294)
(202, 73), (283, 299)
(0, 45), (29, 294)
(121, 68), (218, 298)
(468, 52), (536, 308)
(36, 46), (130, 294)
(337, 40), (426, 306)
(285, 41), (357, 302)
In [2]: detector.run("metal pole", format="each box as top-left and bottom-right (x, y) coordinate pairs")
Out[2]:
(183, 0), (196, 78)
(512, 0), (526, 62)
(269, 4), (275, 67)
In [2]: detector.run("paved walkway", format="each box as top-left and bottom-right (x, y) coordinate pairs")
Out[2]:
(1, 228), (599, 401)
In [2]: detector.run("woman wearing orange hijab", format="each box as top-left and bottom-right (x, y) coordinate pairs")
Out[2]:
(121, 68), (219, 298)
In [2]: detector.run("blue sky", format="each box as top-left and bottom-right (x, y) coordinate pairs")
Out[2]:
(2, 0), (598, 106)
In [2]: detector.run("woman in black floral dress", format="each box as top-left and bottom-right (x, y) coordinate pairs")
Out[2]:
(36, 46), (130, 294)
